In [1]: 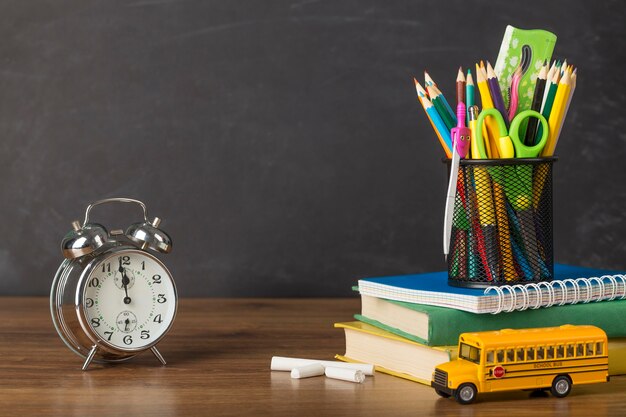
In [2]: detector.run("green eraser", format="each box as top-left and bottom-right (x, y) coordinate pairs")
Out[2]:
(494, 26), (557, 111)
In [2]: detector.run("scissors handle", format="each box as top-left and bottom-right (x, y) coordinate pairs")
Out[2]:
(508, 110), (549, 158)
(475, 108), (511, 158)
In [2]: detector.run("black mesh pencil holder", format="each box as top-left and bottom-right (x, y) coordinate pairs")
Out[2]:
(445, 158), (556, 288)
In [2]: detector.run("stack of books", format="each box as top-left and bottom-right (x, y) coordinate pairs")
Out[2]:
(335, 264), (626, 385)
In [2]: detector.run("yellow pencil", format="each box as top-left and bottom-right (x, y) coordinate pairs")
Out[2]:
(542, 69), (572, 156)
(475, 63), (500, 158)
(493, 183), (515, 281)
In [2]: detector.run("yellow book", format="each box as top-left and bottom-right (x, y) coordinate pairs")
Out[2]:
(335, 321), (626, 386)
(609, 339), (626, 376)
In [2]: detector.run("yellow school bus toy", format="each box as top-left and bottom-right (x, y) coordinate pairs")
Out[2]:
(431, 325), (609, 404)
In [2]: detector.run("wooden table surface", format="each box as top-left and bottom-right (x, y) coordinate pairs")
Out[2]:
(2, 297), (625, 416)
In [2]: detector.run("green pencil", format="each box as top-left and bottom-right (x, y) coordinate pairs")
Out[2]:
(466, 69), (475, 124)
(427, 85), (456, 131)
(538, 71), (559, 143)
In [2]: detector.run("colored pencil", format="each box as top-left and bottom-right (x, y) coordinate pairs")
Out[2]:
(538, 69), (559, 140)
(541, 61), (557, 110)
(414, 79), (452, 157)
(424, 71), (436, 87)
(427, 85), (456, 131)
(524, 61), (548, 145)
(493, 182), (515, 281)
(456, 67), (466, 104)
(542, 68), (572, 156)
(473, 164), (498, 280)
(466, 69), (475, 123)
(486, 62), (509, 126)
(545, 68), (576, 156)
(475, 63), (500, 158)
(425, 73), (456, 124)
(466, 169), (494, 281)
(554, 61), (562, 83)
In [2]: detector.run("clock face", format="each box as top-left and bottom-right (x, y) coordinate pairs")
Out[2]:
(82, 250), (177, 351)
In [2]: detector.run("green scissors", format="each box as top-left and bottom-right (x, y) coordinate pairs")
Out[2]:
(475, 109), (549, 160)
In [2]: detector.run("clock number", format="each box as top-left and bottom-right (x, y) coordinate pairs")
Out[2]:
(123, 335), (133, 345)
(141, 261), (145, 270)
(152, 274), (162, 284)
(85, 298), (94, 308)
(104, 331), (113, 341)
(101, 263), (111, 273)
(91, 318), (101, 327)
(141, 330), (150, 339)
(88, 277), (100, 288)
(154, 314), (163, 323)
(120, 256), (131, 266)
(157, 294), (167, 304)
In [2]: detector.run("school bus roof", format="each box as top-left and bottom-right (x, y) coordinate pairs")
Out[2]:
(459, 325), (607, 348)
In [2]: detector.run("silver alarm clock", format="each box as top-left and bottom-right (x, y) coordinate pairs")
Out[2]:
(50, 198), (178, 370)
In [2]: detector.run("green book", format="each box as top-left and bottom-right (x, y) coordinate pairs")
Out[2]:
(355, 294), (626, 347)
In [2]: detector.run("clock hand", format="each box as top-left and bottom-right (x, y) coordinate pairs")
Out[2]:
(125, 318), (130, 332)
(122, 270), (132, 305)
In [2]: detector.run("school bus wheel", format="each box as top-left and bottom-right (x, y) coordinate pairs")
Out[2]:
(454, 383), (477, 405)
(550, 375), (572, 398)
(435, 389), (451, 398)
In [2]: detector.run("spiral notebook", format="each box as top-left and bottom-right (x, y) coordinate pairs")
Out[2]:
(358, 264), (626, 314)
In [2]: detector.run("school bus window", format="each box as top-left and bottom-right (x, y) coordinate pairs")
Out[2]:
(506, 348), (515, 363)
(496, 349), (504, 363)
(566, 344), (575, 358)
(537, 346), (545, 360)
(546, 345), (555, 360)
(486, 350), (494, 365)
(586, 342), (595, 356)
(460, 343), (481, 364)
(576, 343), (585, 357)
(526, 346), (535, 361)
(516, 347), (524, 361)
(596, 342), (605, 355)
(556, 345), (565, 358)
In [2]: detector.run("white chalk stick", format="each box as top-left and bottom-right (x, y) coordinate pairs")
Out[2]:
(290, 363), (325, 379)
(325, 366), (365, 383)
(270, 356), (374, 376)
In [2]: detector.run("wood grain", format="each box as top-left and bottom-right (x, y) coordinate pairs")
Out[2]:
(1, 297), (625, 416)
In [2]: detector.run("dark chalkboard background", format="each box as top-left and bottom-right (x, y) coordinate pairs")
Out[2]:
(1, 0), (624, 296)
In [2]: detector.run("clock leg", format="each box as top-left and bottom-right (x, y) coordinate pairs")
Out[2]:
(82, 345), (98, 371)
(150, 346), (167, 366)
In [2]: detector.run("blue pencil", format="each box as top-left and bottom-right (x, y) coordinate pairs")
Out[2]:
(425, 103), (453, 153)
(414, 79), (452, 155)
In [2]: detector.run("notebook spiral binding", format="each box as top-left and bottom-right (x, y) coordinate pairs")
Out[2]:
(483, 274), (626, 314)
